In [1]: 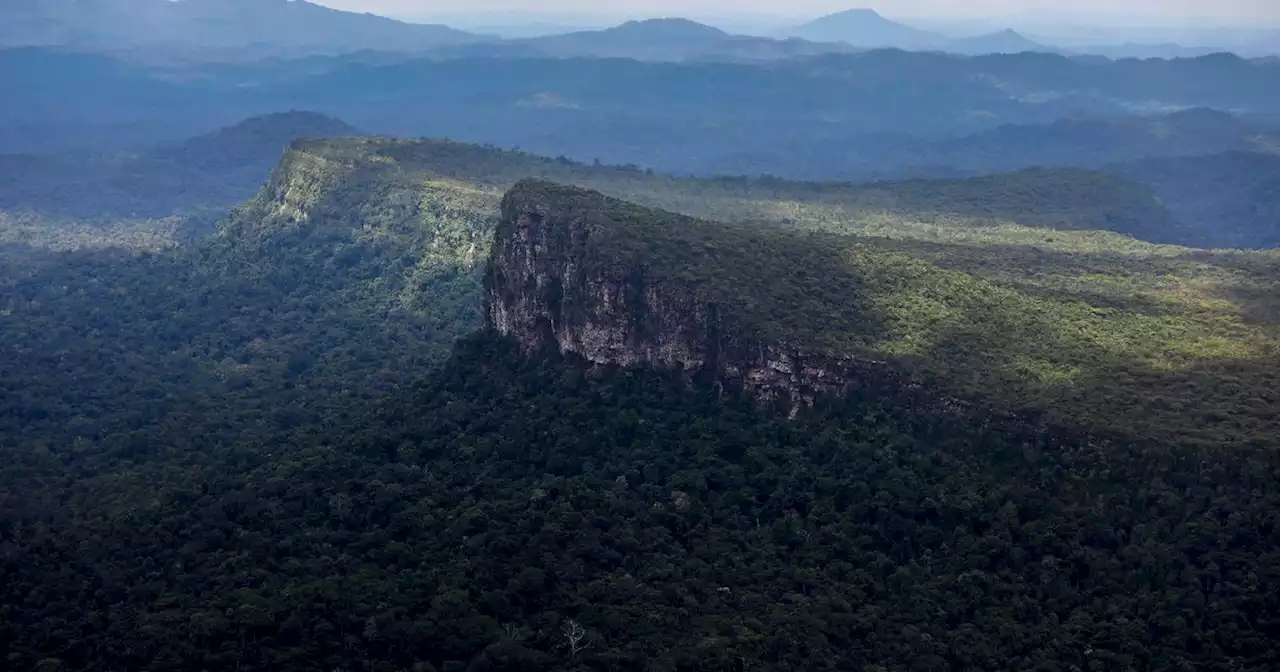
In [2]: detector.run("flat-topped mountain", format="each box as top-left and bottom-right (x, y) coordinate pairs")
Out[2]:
(477, 176), (1279, 445)
(486, 179), (878, 404)
(4, 133), (1280, 672)
(214, 136), (1280, 446)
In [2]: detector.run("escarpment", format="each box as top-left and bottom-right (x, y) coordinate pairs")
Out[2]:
(483, 179), (878, 404)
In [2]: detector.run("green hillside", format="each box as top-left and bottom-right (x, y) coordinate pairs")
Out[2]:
(272, 136), (1183, 244)
(211, 138), (1279, 446)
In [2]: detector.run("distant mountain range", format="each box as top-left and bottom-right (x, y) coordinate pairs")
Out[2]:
(784, 8), (945, 49)
(947, 29), (1053, 55)
(698, 107), (1280, 182)
(0, 111), (359, 227)
(436, 18), (859, 62)
(5, 47), (1279, 175)
(0, 0), (483, 55)
(2, 2), (1263, 62)
(785, 10), (1059, 55)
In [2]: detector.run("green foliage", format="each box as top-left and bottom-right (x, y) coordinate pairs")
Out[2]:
(3, 335), (1278, 671)
(499, 177), (1280, 447)
(2, 133), (1279, 672)
(8, 134), (1275, 447)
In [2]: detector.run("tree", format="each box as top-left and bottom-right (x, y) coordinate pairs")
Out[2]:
(561, 619), (588, 657)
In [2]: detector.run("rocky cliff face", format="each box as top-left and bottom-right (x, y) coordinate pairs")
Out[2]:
(484, 180), (862, 405)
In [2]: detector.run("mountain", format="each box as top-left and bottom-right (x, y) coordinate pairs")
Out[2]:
(912, 108), (1270, 171)
(9, 48), (1280, 177)
(947, 29), (1055, 55)
(209, 135), (1269, 444)
(433, 18), (857, 62)
(588, 17), (731, 43)
(486, 176), (1277, 445)
(0, 0), (484, 57)
(11, 109), (1270, 254)
(699, 108), (1279, 186)
(1072, 42), (1224, 59)
(785, 8), (945, 49)
(497, 18), (731, 60)
(0, 111), (359, 249)
(3, 134), (1280, 671)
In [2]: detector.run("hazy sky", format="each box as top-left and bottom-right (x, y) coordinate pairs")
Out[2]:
(313, 0), (1280, 25)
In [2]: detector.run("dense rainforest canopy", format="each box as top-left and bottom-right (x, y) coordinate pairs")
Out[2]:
(3, 334), (1279, 671)
(3, 2), (1280, 669)
(1, 112), (1278, 671)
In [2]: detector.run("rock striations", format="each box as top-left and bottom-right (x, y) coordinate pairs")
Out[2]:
(484, 179), (867, 405)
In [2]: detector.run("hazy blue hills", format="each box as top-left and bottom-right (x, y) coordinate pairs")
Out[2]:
(6, 47), (1279, 166)
(0, 111), (359, 248)
(1105, 151), (1280, 248)
(0, 0), (483, 56)
(882, 108), (1273, 174)
(948, 29), (1054, 55)
(785, 8), (945, 49)
(784, 11), (1057, 56)
(6, 2), (1271, 64)
(0, 110), (359, 217)
(430, 18), (859, 62)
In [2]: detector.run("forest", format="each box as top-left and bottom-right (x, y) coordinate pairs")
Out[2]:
(2, 21), (1280, 668)
(3, 334), (1278, 671)
(1, 144), (1279, 668)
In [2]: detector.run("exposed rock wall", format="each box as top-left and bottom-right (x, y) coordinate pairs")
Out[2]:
(484, 180), (860, 404)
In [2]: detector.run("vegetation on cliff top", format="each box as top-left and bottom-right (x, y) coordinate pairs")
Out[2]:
(498, 178), (1280, 447)
(94, 135), (1261, 448)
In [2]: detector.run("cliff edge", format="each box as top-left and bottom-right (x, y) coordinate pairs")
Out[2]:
(483, 179), (873, 404)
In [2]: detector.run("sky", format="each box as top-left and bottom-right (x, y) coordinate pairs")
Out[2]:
(311, 0), (1280, 26)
